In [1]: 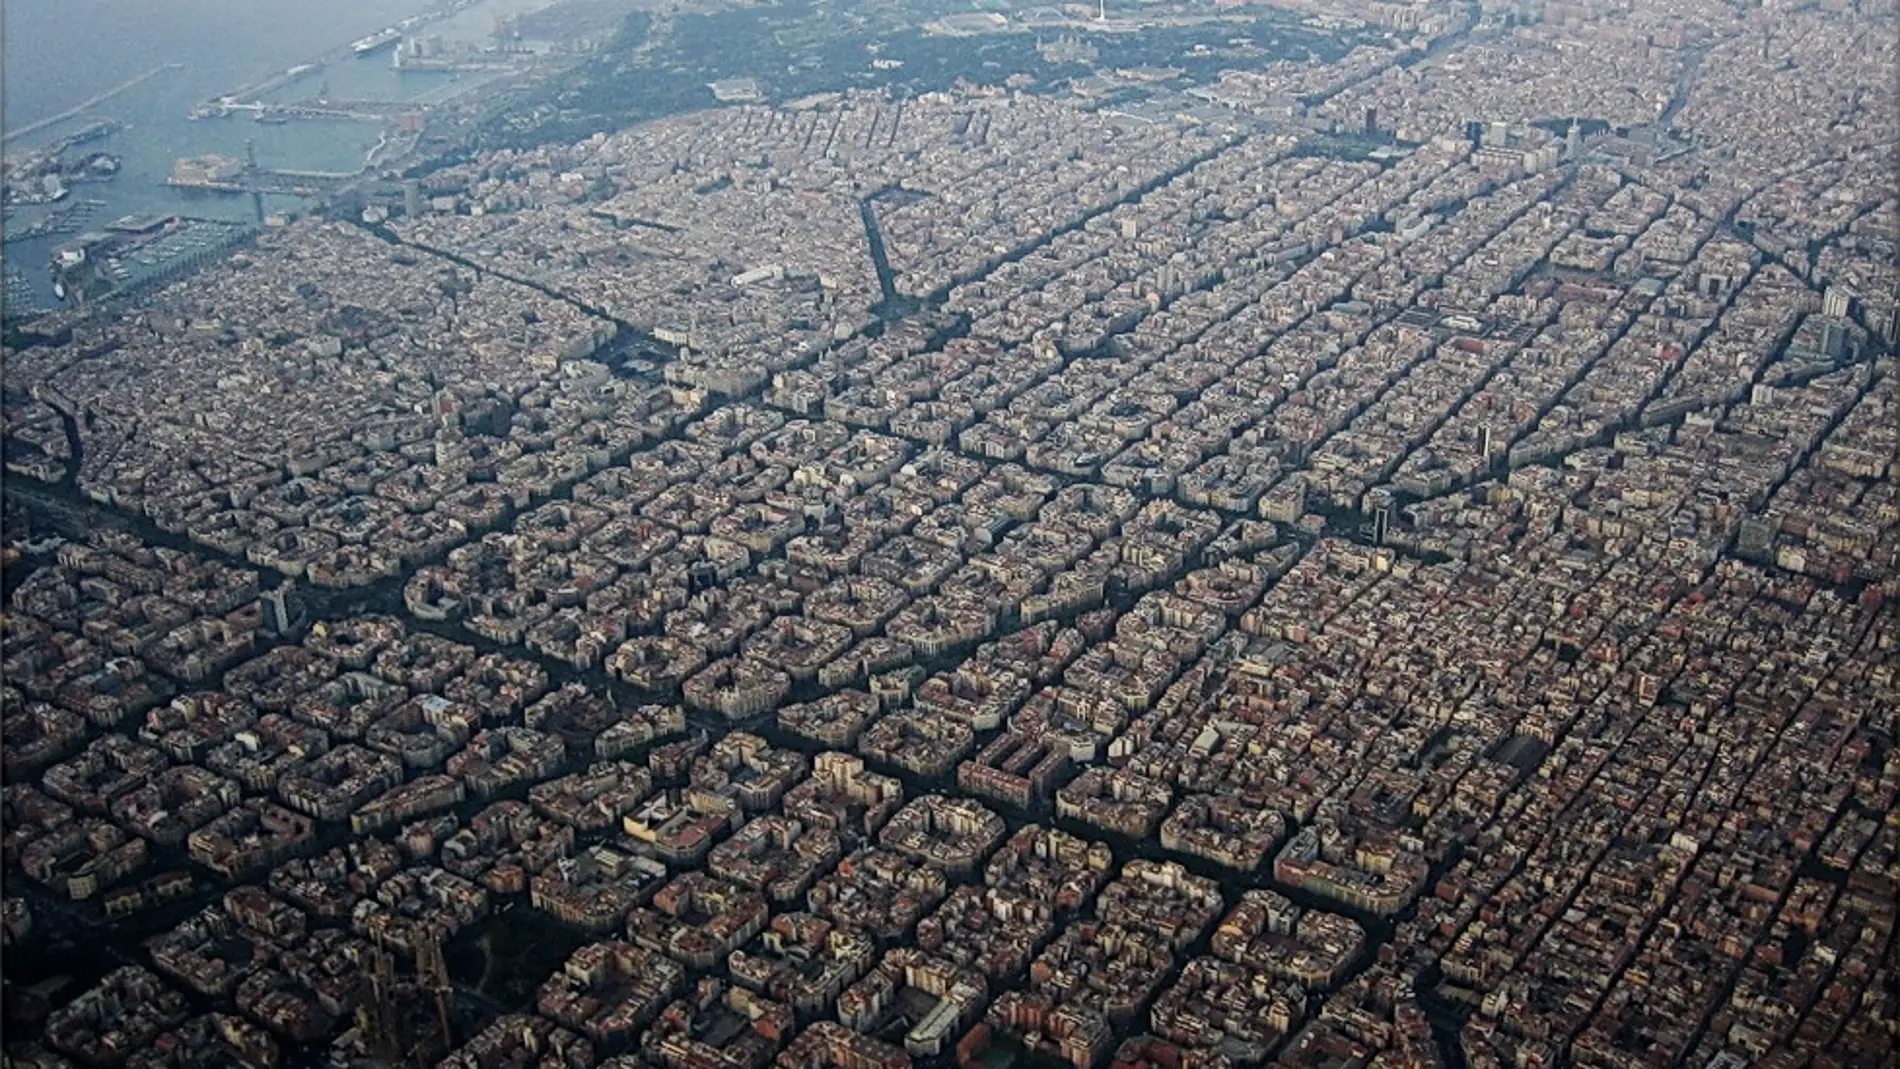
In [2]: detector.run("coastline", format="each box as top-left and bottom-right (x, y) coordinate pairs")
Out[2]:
(1, 0), (572, 318)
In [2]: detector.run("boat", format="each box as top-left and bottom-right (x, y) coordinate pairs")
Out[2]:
(66, 119), (125, 146)
(351, 28), (402, 57)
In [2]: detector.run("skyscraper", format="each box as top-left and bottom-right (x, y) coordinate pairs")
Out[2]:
(1821, 320), (1846, 359)
(1823, 287), (1850, 319)
(259, 586), (296, 637)
(1367, 488), (1395, 547)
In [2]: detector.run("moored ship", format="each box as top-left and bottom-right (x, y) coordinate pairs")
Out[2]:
(350, 28), (402, 57)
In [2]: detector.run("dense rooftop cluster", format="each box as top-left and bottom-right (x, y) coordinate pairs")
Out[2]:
(4, 0), (1897, 1068)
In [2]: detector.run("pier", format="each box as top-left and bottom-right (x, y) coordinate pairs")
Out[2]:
(184, 0), (494, 124)
(167, 165), (362, 198)
(192, 99), (429, 124)
(1, 199), (108, 246)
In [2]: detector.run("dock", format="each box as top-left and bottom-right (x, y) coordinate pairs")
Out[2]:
(167, 165), (362, 198)
(1, 200), (108, 246)
(192, 99), (429, 124)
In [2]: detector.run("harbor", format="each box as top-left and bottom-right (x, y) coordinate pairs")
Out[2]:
(3, 0), (605, 321)
(2, 119), (127, 207)
(183, 0), (531, 128)
(46, 214), (259, 311)
(3, 262), (55, 320)
(165, 154), (365, 198)
(2, 198), (108, 245)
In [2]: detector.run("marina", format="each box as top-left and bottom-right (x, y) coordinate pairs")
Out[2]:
(45, 214), (258, 311)
(1, 199), (107, 245)
(2, 262), (55, 319)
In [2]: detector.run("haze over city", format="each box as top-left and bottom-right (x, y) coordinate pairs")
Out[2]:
(0, 1), (1894, 1069)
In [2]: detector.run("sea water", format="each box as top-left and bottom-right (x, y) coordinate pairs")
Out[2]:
(2, 0), (449, 310)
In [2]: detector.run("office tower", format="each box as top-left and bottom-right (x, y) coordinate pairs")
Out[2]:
(1821, 320), (1845, 359)
(260, 586), (295, 637)
(1367, 488), (1394, 547)
(1823, 287), (1850, 319)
